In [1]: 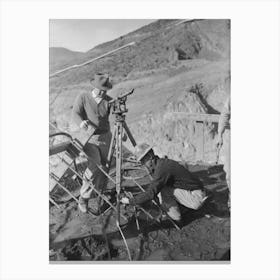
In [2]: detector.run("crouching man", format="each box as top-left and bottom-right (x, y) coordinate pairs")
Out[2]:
(121, 143), (208, 222)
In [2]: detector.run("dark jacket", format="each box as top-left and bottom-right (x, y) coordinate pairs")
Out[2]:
(72, 92), (112, 133)
(132, 157), (203, 205)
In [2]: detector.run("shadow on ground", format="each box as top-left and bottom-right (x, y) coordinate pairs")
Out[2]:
(49, 163), (230, 261)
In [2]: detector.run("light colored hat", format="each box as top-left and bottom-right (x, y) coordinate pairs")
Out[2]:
(135, 143), (154, 162)
(90, 73), (112, 90)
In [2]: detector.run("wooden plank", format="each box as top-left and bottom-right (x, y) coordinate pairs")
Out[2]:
(164, 112), (220, 123)
(52, 214), (128, 244)
(196, 122), (204, 161)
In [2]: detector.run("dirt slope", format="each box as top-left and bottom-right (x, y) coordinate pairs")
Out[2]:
(50, 19), (229, 86)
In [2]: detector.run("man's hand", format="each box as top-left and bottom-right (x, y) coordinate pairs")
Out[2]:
(80, 120), (96, 133)
(80, 120), (90, 131)
(120, 197), (130, 204)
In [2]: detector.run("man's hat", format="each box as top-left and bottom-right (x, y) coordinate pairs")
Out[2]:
(134, 143), (154, 162)
(90, 73), (112, 91)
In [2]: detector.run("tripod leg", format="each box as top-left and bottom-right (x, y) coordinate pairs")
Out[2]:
(115, 121), (123, 223)
(123, 121), (137, 147)
(106, 125), (117, 170)
(95, 126), (117, 216)
(115, 121), (132, 260)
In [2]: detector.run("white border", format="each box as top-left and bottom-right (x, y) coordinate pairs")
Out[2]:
(1, 0), (280, 279)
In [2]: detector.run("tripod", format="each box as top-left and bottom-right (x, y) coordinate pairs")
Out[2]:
(89, 89), (138, 260)
(105, 89), (137, 222)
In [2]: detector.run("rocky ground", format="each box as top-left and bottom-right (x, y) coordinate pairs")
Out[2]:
(49, 163), (230, 261)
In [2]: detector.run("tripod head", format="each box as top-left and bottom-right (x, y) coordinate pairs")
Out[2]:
(109, 89), (134, 117)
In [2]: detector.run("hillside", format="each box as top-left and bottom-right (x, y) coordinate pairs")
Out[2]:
(49, 47), (85, 73)
(49, 19), (230, 163)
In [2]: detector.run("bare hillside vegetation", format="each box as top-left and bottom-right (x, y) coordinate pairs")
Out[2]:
(50, 19), (230, 164)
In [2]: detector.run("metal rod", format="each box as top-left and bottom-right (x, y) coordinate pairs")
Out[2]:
(100, 213), (111, 260)
(117, 222), (132, 261)
(137, 205), (160, 223)
(49, 121), (61, 132)
(124, 191), (173, 243)
(202, 121), (205, 162)
(124, 191), (140, 231)
(56, 144), (128, 220)
(49, 197), (60, 209)
(96, 165), (115, 185)
(50, 173), (79, 203)
(134, 207), (140, 231)
(132, 178), (180, 230)
(137, 205), (174, 244)
(57, 154), (127, 221)
(115, 122), (123, 224)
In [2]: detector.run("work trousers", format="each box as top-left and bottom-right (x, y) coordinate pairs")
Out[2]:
(158, 187), (207, 221)
(80, 131), (112, 199)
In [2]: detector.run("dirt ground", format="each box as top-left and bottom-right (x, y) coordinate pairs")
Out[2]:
(49, 163), (230, 262)
(49, 20), (230, 262)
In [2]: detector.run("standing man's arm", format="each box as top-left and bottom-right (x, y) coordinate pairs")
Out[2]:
(72, 94), (87, 129)
(217, 97), (231, 147)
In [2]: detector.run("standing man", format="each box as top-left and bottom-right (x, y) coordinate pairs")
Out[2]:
(121, 143), (208, 222)
(216, 96), (231, 208)
(72, 73), (113, 213)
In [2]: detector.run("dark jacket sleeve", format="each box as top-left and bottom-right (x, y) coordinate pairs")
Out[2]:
(105, 94), (113, 114)
(72, 94), (85, 126)
(131, 166), (169, 205)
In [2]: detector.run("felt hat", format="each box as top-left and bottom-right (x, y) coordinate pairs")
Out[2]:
(90, 73), (112, 90)
(134, 143), (154, 162)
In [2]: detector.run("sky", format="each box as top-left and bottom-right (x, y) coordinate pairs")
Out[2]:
(49, 19), (156, 52)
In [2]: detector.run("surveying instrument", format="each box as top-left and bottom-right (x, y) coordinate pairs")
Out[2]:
(104, 89), (137, 217)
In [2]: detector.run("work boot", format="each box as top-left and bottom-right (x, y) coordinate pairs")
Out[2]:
(78, 196), (88, 213)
